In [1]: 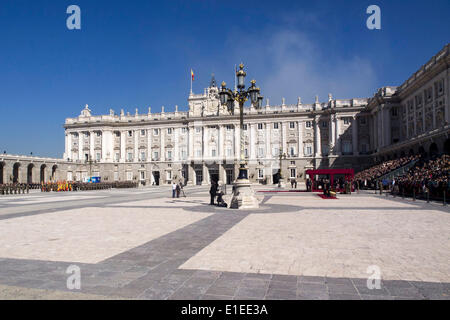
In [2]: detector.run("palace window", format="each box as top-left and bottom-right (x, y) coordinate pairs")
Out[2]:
(128, 131), (133, 137)
(258, 147), (265, 158)
(140, 152), (146, 161)
(244, 148), (249, 158)
(166, 171), (172, 180)
(167, 150), (172, 160)
(114, 172), (118, 181)
(289, 147), (296, 157)
(126, 171), (133, 181)
(242, 124), (248, 130)
(289, 122), (295, 129)
(342, 141), (352, 154)
(343, 118), (351, 125)
(181, 127), (187, 134)
(127, 152), (133, 161)
(96, 132), (102, 137)
(226, 125), (233, 131)
(153, 151), (159, 160)
(141, 130), (146, 136)
(273, 123), (279, 129)
(290, 168), (296, 179)
(140, 172), (145, 180)
(167, 128), (172, 134)
(258, 169), (264, 179)
(196, 127), (201, 133)
(196, 150), (202, 158)
(96, 153), (101, 161)
(306, 121), (312, 128)
(304, 145), (313, 156)
(181, 149), (187, 160)
(272, 147), (279, 157)
(153, 129), (159, 136)
(321, 121), (327, 128)
(211, 149), (216, 157)
(115, 153), (120, 162)
(226, 148), (233, 157)
(257, 123), (263, 130)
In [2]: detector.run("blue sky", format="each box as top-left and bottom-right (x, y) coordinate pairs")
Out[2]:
(0, 0), (448, 158)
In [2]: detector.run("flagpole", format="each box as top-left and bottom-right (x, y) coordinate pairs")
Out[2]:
(190, 69), (193, 94)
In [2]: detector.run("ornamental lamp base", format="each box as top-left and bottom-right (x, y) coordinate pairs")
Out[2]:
(229, 179), (259, 209)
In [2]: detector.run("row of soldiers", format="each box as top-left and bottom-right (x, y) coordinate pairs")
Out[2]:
(40, 181), (139, 192)
(0, 183), (30, 195)
(1, 181), (138, 195)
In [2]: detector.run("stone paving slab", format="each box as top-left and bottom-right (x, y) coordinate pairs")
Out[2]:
(0, 188), (449, 300)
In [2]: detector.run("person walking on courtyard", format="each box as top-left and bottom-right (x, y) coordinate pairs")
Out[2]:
(209, 181), (218, 205)
(176, 183), (181, 198)
(172, 182), (177, 198)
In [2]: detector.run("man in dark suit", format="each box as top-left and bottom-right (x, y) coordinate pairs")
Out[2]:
(209, 181), (218, 205)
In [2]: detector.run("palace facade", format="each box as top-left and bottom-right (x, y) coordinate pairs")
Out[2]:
(1, 44), (448, 186)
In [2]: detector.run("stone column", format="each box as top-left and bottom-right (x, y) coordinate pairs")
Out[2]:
(174, 128), (179, 161)
(219, 125), (224, 158)
(330, 116), (335, 155)
(188, 126), (194, 159)
(432, 101), (437, 129)
(147, 129), (152, 161)
(187, 163), (195, 185)
(352, 116), (359, 155)
(405, 104), (409, 138)
(101, 130), (107, 162)
(67, 133), (72, 160)
(250, 123), (256, 161)
(282, 122), (287, 154)
(89, 132), (94, 160)
(120, 131), (126, 162)
(385, 109), (391, 146)
(298, 120), (303, 157)
(335, 116), (340, 155)
(203, 127), (207, 160)
(160, 129), (165, 161)
(266, 122), (271, 159)
(219, 163), (225, 184)
(202, 163), (208, 185)
(314, 117), (321, 157)
(78, 132), (83, 161)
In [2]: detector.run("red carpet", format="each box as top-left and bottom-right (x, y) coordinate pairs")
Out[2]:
(317, 194), (338, 199)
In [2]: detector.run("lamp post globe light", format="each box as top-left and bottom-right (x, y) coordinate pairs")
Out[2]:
(219, 63), (263, 209)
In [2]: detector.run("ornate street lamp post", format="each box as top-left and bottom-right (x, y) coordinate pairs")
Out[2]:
(218, 63), (263, 209)
(278, 150), (287, 188)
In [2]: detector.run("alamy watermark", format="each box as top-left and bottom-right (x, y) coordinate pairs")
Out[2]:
(66, 5), (81, 30)
(366, 5), (381, 30)
(366, 265), (382, 289)
(66, 264), (81, 290)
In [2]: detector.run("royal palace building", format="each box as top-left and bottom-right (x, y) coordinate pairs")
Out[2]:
(1, 44), (449, 186)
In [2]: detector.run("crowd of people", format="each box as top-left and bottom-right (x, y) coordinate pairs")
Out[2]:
(390, 154), (450, 200)
(354, 155), (419, 189)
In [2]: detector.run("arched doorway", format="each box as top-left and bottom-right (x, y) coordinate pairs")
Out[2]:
(0, 162), (4, 184)
(444, 138), (450, 155)
(27, 164), (34, 184)
(40, 164), (47, 183)
(429, 143), (439, 157)
(13, 163), (20, 183)
(52, 165), (58, 182)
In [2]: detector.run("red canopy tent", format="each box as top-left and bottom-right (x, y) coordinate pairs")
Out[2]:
(305, 169), (354, 192)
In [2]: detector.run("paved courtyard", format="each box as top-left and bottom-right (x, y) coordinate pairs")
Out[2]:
(0, 186), (449, 300)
